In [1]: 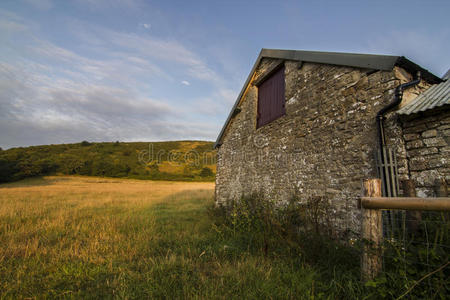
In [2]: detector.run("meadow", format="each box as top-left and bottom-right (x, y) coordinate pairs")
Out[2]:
(2, 176), (446, 299)
(0, 176), (320, 299)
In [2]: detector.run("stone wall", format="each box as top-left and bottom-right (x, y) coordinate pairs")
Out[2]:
(215, 58), (426, 235)
(400, 106), (450, 197)
(383, 72), (432, 185)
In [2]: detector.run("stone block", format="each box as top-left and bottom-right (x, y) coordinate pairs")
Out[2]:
(443, 129), (450, 137)
(354, 76), (369, 89)
(406, 140), (424, 149)
(426, 120), (441, 129)
(428, 157), (447, 169)
(403, 124), (427, 134)
(440, 146), (450, 153)
(409, 156), (426, 171)
(404, 133), (420, 141)
(424, 137), (446, 147)
(422, 129), (437, 138)
(411, 170), (439, 187)
(437, 124), (450, 131)
(441, 116), (450, 124)
(407, 147), (439, 157)
(341, 87), (355, 97)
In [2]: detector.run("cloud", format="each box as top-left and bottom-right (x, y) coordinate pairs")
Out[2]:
(190, 87), (236, 117)
(64, 18), (223, 83)
(94, 28), (220, 82)
(0, 19), (27, 32)
(0, 62), (219, 148)
(0, 10), (29, 33)
(0, 10), (236, 148)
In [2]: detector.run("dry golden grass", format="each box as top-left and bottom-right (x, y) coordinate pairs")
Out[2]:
(176, 141), (204, 152)
(156, 161), (185, 174)
(0, 176), (216, 298)
(0, 176), (319, 299)
(0, 176), (214, 257)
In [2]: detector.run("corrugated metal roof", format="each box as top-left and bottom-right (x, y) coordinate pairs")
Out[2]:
(443, 69), (450, 80)
(397, 80), (450, 115)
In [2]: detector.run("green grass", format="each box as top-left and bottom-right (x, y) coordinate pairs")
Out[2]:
(0, 177), (319, 299)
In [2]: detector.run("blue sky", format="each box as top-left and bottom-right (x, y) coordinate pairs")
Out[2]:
(0, 0), (449, 149)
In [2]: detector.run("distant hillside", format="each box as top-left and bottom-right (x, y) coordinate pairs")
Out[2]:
(0, 141), (216, 183)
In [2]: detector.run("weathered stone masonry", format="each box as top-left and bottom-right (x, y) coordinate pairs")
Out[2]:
(400, 106), (450, 197)
(215, 56), (439, 234)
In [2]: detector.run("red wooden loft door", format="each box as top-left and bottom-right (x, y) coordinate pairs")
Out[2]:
(257, 66), (285, 128)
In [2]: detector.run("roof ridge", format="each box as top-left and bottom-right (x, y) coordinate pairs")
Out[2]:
(214, 49), (442, 148)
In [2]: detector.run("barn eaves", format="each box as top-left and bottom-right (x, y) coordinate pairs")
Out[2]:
(397, 70), (450, 115)
(214, 48), (442, 149)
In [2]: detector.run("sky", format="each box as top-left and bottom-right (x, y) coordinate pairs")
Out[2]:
(0, 0), (449, 149)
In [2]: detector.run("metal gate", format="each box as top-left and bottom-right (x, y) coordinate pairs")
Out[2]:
(375, 147), (399, 197)
(375, 147), (401, 238)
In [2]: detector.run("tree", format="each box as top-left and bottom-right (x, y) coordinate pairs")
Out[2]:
(91, 160), (114, 176)
(0, 158), (18, 182)
(148, 163), (160, 175)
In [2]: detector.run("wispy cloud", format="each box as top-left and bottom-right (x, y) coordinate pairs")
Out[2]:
(0, 10), (227, 148)
(0, 61), (218, 148)
(103, 29), (220, 82)
(141, 23), (151, 29)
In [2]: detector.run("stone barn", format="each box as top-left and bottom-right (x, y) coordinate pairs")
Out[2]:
(214, 49), (447, 233)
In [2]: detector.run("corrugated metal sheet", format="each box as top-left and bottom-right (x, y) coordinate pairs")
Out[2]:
(397, 80), (450, 115)
(443, 69), (450, 80)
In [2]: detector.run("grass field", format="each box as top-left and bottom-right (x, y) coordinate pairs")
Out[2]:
(0, 176), (320, 299)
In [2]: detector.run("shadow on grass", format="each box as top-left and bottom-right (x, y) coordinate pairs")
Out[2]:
(0, 176), (67, 188)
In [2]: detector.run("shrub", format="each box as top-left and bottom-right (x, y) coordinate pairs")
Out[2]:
(365, 211), (450, 299)
(212, 194), (347, 257)
(199, 167), (214, 177)
(211, 194), (450, 298)
(209, 194), (362, 297)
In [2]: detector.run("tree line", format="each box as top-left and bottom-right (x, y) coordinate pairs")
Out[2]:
(0, 141), (216, 183)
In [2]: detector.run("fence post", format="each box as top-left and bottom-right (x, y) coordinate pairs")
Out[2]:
(435, 178), (448, 197)
(403, 180), (421, 233)
(361, 178), (382, 281)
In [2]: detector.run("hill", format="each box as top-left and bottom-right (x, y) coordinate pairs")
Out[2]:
(0, 141), (216, 183)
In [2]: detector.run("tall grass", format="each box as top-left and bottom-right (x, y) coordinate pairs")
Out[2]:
(1, 176), (316, 299)
(2, 177), (445, 299)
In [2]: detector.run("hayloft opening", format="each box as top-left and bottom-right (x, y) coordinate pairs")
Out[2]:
(256, 65), (286, 128)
